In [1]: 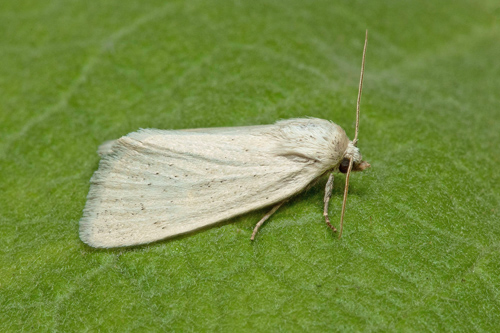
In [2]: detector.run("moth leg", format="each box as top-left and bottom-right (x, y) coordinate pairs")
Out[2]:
(250, 201), (285, 241)
(323, 172), (337, 232)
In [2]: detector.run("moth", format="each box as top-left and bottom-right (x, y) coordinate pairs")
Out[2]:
(79, 31), (370, 248)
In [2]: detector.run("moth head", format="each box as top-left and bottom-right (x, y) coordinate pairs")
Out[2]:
(339, 158), (370, 173)
(339, 141), (370, 173)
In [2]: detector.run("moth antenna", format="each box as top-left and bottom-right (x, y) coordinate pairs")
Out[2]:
(339, 31), (368, 238)
(338, 157), (354, 238)
(353, 29), (368, 147)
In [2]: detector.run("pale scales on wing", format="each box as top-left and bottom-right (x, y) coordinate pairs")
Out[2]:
(80, 118), (354, 248)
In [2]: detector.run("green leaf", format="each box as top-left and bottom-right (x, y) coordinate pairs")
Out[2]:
(1, 0), (499, 331)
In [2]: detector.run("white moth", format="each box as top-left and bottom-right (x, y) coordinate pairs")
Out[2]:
(79, 31), (370, 248)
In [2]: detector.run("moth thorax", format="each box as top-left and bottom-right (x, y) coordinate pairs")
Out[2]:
(344, 141), (362, 164)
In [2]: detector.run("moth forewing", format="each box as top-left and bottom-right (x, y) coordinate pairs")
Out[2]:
(79, 118), (352, 248)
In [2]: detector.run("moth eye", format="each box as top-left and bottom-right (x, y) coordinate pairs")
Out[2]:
(339, 158), (350, 174)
